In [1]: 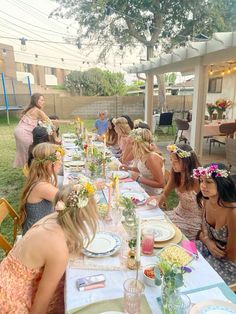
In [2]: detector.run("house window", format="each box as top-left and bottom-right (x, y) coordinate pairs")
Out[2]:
(208, 77), (223, 93)
(45, 67), (56, 75)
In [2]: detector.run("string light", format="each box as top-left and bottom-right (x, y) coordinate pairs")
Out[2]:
(2, 48), (7, 56)
(20, 37), (27, 51)
(209, 64), (213, 75)
(35, 54), (38, 61)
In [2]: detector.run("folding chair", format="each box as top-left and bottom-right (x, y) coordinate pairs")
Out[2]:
(158, 112), (174, 135)
(174, 119), (189, 143)
(0, 198), (20, 254)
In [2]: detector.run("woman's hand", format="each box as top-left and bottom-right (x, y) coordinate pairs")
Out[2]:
(130, 171), (139, 181)
(146, 194), (167, 209)
(205, 239), (226, 258)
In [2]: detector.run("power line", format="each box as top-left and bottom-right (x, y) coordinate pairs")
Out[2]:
(0, 9), (75, 38)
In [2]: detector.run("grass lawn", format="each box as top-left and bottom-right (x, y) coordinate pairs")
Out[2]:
(0, 115), (177, 260)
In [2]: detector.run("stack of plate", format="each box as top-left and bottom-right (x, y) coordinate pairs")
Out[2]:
(142, 220), (182, 248)
(190, 300), (236, 313)
(82, 232), (121, 257)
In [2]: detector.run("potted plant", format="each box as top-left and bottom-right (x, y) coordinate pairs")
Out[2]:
(119, 196), (136, 228)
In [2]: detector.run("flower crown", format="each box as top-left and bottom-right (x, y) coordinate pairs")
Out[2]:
(35, 146), (65, 164)
(193, 164), (229, 179)
(129, 128), (145, 143)
(55, 181), (95, 213)
(167, 144), (191, 158)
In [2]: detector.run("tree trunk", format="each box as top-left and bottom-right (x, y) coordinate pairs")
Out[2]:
(156, 74), (167, 112)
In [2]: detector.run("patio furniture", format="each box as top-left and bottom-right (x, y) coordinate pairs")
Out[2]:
(0, 198), (19, 254)
(225, 137), (236, 169)
(157, 112), (174, 134)
(209, 122), (236, 154)
(174, 118), (189, 143)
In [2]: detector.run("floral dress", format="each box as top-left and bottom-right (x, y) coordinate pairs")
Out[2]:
(166, 189), (202, 240)
(0, 228), (64, 313)
(195, 217), (236, 286)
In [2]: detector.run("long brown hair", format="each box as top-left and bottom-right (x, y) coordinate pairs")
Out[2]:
(19, 142), (58, 225)
(55, 185), (98, 254)
(22, 93), (44, 115)
(171, 143), (200, 190)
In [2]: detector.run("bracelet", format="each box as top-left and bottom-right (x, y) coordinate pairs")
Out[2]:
(136, 175), (141, 183)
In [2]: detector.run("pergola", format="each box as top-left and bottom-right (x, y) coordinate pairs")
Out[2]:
(126, 32), (236, 159)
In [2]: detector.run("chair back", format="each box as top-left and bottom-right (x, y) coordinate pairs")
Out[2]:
(225, 138), (236, 168)
(219, 122), (236, 137)
(175, 119), (189, 131)
(159, 112), (174, 126)
(0, 198), (20, 254)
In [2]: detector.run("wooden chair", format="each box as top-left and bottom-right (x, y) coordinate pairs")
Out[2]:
(0, 198), (20, 254)
(209, 122), (236, 154)
(225, 137), (236, 169)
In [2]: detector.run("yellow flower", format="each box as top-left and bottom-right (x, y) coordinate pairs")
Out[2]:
(84, 182), (95, 195)
(167, 144), (177, 152)
(56, 146), (65, 157)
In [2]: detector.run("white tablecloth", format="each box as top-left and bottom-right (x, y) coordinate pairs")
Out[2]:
(62, 133), (234, 313)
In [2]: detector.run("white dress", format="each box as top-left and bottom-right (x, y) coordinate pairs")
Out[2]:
(136, 152), (165, 196)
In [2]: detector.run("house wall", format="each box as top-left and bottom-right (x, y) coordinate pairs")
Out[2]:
(0, 44), (17, 79)
(206, 72), (236, 118)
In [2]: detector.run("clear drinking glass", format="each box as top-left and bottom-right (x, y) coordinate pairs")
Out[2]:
(169, 293), (191, 314)
(141, 229), (154, 255)
(123, 278), (144, 314)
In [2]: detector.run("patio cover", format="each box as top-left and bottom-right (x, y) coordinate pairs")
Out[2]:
(125, 32), (236, 159)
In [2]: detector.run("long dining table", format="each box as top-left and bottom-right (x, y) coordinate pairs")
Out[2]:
(61, 133), (236, 314)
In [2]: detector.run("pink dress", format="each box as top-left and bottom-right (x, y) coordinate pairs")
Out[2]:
(0, 251), (64, 313)
(13, 115), (38, 167)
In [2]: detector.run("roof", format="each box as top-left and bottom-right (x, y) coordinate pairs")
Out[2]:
(126, 32), (236, 74)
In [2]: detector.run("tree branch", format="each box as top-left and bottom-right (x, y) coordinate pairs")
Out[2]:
(125, 17), (149, 45)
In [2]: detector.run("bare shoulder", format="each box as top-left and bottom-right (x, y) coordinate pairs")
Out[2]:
(227, 205), (236, 219)
(147, 152), (163, 164)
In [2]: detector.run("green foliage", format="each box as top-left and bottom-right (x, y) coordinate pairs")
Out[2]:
(65, 68), (126, 96)
(165, 73), (176, 86)
(51, 0), (234, 55)
(126, 80), (144, 92)
(119, 196), (135, 217)
(52, 84), (66, 90)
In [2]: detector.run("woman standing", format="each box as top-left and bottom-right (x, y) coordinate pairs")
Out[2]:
(121, 128), (165, 196)
(19, 142), (64, 235)
(14, 93), (50, 167)
(147, 143), (202, 240)
(0, 182), (98, 313)
(194, 163), (236, 285)
(113, 117), (131, 158)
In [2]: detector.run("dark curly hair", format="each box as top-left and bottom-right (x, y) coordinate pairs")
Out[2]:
(196, 163), (236, 208)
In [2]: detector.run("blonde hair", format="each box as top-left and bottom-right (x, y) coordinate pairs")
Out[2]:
(55, 184), (98, 254)
(113, 117), (131, 136)
(132, 128), (153, 161)
(19, 142), (58, 225)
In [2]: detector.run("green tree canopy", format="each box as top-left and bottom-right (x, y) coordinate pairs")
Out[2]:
(65, 68), (126, 96)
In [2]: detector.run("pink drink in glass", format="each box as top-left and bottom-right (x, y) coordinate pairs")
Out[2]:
(141, 230), (154, 254)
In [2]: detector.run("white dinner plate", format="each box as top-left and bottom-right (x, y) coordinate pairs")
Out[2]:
(142, 221), (176, 242)
(121, 190), (147, 204)
(109, 171), (129, 179)
(82, 232), (121, 257)
(66, 160), (85, 166)
(190, 299), (236, 314)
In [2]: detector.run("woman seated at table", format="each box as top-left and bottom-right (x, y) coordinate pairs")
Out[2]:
(121, 121), (163, 164)
(194, 163), (236, 286)
(19, 142), (64, 235)
(121, 128), (165, 196)
(147, 143), (202, 240)
(113, 117), (132, 158)
(27, 126), (50, 168)
(0, 182), (98, 313)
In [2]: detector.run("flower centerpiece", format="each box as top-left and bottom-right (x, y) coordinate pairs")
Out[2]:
(206, 103), (217, 119)
(215, 98), (232, 119)
(155, 245), (192, 314)
(119, 196), (136, 228)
